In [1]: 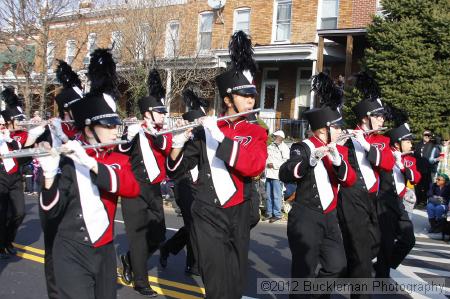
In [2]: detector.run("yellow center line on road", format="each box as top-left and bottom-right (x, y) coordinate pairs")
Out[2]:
(12, 242), (205, 298)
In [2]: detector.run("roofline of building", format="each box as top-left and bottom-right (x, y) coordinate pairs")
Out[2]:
(317, 28), (367, 36)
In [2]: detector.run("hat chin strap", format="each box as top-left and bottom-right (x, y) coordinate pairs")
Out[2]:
(89, 125), (102, 144)
(228, 93), (240, 114)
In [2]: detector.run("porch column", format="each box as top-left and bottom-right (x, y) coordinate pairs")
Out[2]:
(165, 68), (172, 115)
(345, 35), (353, 85)
(316, 36), (324, 73)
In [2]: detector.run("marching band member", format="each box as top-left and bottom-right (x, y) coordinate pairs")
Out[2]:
(375, 108), (420, 278)
(36, 48), (140, 299)
(159, 88), (208, 276)
(167, 31), (268, 299)
(279, 73), (356, 299)
(118, 69), (172, 296)
(337, 73), (394, 298)
(0, 87), (45, 258)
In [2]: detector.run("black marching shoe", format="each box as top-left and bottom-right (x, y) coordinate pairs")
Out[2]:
(5, 244), (17, 255)
(134, 286), (158, 297)
(0, 248), (10, 259)
(120, 253), (132, 285)
(159, 245), (169, 268)
(185, 265), (200, 276)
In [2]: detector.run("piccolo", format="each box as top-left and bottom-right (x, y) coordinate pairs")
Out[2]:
(401, 151), (414, 156)
(154, 108), (261, 136)
(0, 140), (128, 159)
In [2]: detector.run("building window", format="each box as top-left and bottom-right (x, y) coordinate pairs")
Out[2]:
(165, 21), (179, 58)
(136, 24), (149, 60)
(65, 40), (76, 65)
(234, 8), (250, 34)
(111, 31), (123, 60)
(273, 0), (292, 42)
(320, 0), (339, 29)
(46, 41), (55, 70)
(84, 33), (97, 65)
(198, 12), (213, 52)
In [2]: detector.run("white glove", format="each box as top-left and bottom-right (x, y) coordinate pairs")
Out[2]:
(35, 143), (60, 178)
(50, 118), (68, 143)
(394, 151), (404, 169)
(309, 148), (326, 167)
(201, 116), (224, 143)
(127, 124), (142, 141)
(327, 144), (342, 166)
(354, 131), (371, 152)
(0, 130), (12, 144)
(144, 119), (157, 136)
(61, 140), (97, 170)
(171, 119), (192, 149)
(28, 125), (46, 139)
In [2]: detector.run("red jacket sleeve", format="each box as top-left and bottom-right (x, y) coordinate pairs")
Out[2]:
(402, 156), (421, 184)
(216, 125), (268, 177)
(336, 145), (356, 187)
(93, 156), (140, 198)
(367, 135), (395, 172)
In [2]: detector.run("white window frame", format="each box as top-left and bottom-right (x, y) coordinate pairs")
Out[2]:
(65, 40), (76, 65)
(375, 0), (384, 17)
(165, 20), (180, 58)
(259, 67), (279, 113)
(197, 12), (214, 53)
(135, 24), (149, 61)
(233, 7), (251, 34)
(46, 41), (55, 70)
(318, 0), (339, 30)
(294, 67), (313, 119)
(271, 0), (292, 43)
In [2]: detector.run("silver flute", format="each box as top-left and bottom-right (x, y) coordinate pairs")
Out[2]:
(0, 140), (128, 159)
(17, 119), (75, 127)
(154, 108), (261, 136)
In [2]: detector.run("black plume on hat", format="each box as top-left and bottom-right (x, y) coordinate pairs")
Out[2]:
(354, 71), (380, 101)
(148, 69), (166, 100)
(311, 72), (343, 110)
(385, 103), (409, 127)
(182, 88), (209, 111)
(56, 60), (81, 89)
(1, 86), (20, 107)
(229, 31), (257, 76)
(87, 48), (119, 99)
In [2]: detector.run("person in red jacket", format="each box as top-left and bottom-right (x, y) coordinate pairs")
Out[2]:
(167, 31), (268, 299)
(0, 87), (46, 259)
(36, 49), (140, 299)
(375, 114), (420, 278)
(279, 73), (356, 299)
(337, 73), (394, 299)
(118, 69), (173, 297)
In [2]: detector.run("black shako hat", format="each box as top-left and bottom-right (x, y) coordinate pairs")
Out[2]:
(215, 31), (257, 99)
(303, 72), (343, 131)
(181, 88), (208, 122)
(1, 86), (26, 122)
(71, 93), (121, 128)
(138, 69), (167, 115)
(55, 60), (83, 118)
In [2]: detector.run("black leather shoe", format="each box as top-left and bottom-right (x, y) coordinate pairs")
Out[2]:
(185, 266), (200, 276)
(0, 248), (10, 259)
(134, 286), (158, 297)
(159, 245), (169, 268)
(269, 217), (282, 223)
(5, 244), (17, 255)
(120, 254), (132, 285)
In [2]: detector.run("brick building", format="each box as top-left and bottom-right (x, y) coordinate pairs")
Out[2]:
(2, 0), (382, 135)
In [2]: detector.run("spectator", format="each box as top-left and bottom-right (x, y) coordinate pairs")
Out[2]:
(429, 136), (443, 180)
(264, 130), (290, 223)
(414, 130), (436, 206)
(426, 173), (450, 233)
(32, 159), (42, 195)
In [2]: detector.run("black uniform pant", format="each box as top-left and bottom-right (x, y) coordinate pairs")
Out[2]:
(122, 182), (166, 288)
(39, 207), (59, 299)
(161, 177), (196, 269)
(0, 171), (25, 249)
(415, 172), (431, 205)
(376, 198), (415, 278)
(287, 203), (347, 299)
(337, 192), (380, 299)
(53, 236), (117, 299)
(191, 199), (251, 299)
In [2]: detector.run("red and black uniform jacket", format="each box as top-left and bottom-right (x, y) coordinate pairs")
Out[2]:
(167, 118), (268, 208)
(40, 144), (140, 248)
(118, 125), (172, 184)
(279, 136), (356, 213)
(0, 130), (28, 174)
